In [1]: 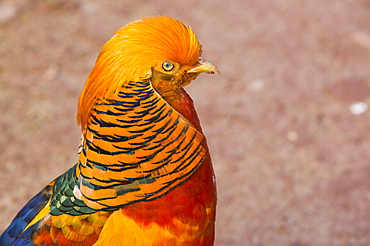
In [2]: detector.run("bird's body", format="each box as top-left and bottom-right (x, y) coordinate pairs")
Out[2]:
(0, 16), (218, 246)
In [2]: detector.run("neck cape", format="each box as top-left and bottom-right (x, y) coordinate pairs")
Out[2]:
(73, 80), (205, 210)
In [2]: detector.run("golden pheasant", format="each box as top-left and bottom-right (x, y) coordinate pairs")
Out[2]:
(0, 15), (219, 246)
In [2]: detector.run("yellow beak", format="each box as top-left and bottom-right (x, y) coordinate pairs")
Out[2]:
(187, 58), (220, 74)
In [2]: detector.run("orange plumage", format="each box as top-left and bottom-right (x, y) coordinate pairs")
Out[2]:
(0, 15), (219, 246)
(77, 16), (203, 129)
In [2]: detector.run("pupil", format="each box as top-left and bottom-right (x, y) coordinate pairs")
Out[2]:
(163, 62), (173, 70)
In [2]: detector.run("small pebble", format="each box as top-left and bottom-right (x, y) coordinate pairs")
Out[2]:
(350, 102), (368, 115)
(287, 131), (299, 142)
(0, 1), (18, 25)
(248, 78), (265, 92)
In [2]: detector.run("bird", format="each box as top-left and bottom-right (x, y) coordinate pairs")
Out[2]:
(0, 15), (219, 246)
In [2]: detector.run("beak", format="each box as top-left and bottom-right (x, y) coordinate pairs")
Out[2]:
(187, 58), (220, 75)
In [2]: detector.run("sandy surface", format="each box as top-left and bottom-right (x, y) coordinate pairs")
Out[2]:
(1, 0), (370, 245)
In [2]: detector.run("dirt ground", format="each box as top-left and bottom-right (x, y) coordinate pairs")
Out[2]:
(1, 0), (370, 245)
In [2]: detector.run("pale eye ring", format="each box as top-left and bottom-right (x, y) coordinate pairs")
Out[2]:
(162, 61), (174, 71)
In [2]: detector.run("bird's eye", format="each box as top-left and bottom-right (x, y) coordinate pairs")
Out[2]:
(162, 62), (174, 71)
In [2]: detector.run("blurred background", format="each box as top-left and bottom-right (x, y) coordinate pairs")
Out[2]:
(1, 0), (370, 245)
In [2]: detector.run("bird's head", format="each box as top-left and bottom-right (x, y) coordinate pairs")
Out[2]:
(77, 15), (219, 128)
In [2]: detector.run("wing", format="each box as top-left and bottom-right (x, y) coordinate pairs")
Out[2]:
(0, 181), (53, 245)
(0, 166), (113, 246)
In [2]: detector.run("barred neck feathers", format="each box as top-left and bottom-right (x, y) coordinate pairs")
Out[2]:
(77, 15), (202, 129)
(74, 80), (206, 210)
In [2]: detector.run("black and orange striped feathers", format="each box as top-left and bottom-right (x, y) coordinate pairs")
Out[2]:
(0, 15), (219, 245)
